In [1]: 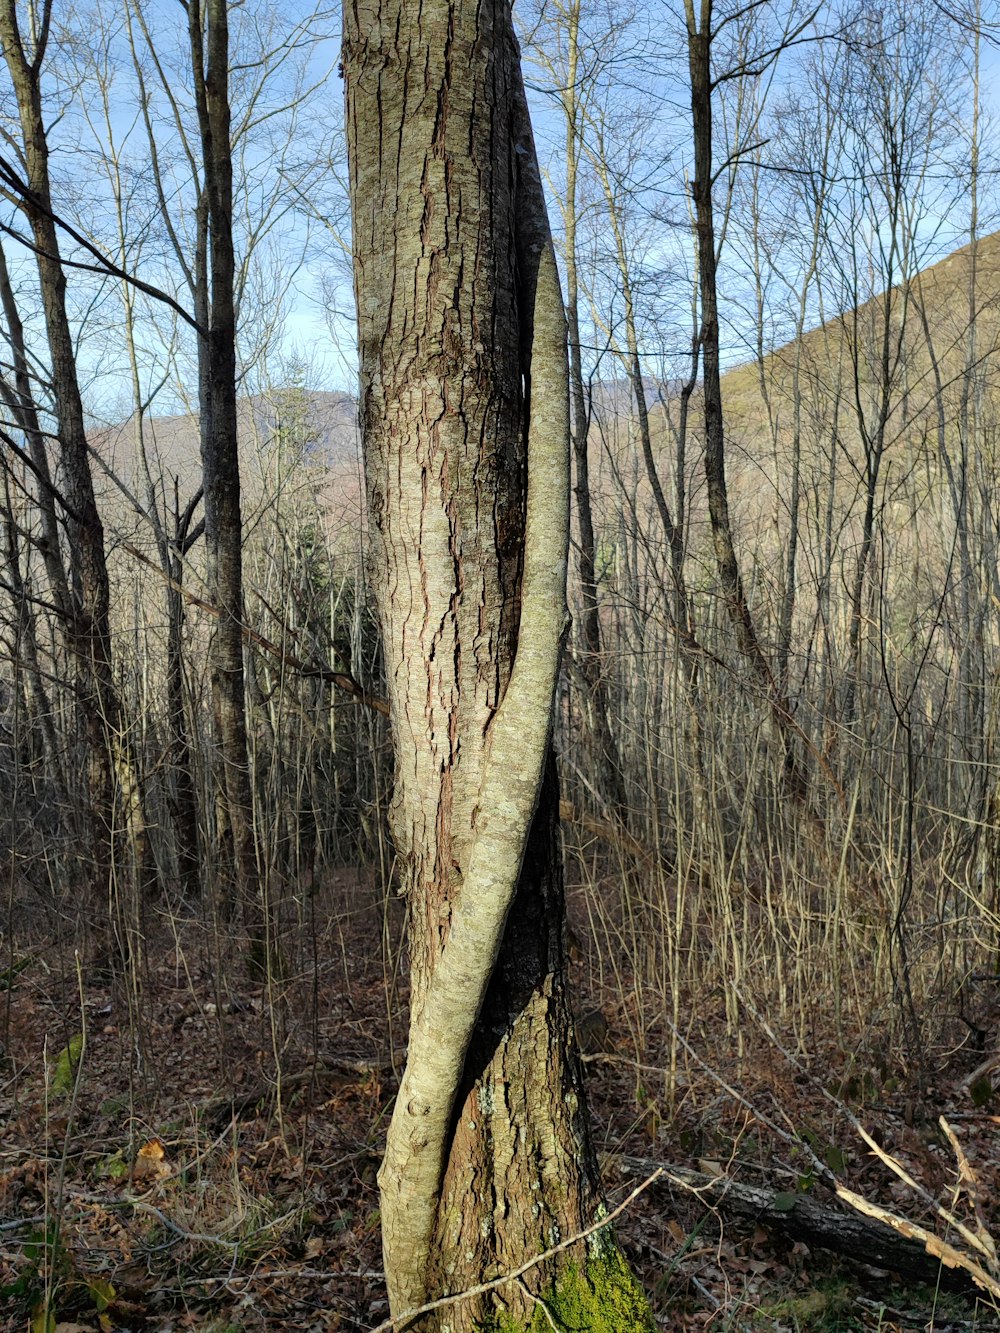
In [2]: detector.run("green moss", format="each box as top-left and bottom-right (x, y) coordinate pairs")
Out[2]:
(490, 1244), (653, 1333)
(50, 1033), (83, 1096)
(758, 1277), (860, 1330)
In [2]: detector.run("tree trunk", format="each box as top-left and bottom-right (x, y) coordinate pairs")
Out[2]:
(0, 1), (156, 903)
(560, 0), (629, 826)
(188, 0), (262, 948)
(686, 4), (805, 799)
(0, 472), (68, 815)
(167, 485), (204, 904)
(343, 0), (651, 1325)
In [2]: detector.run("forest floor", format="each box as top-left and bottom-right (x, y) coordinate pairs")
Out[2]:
(2, 864), (1000, 1332)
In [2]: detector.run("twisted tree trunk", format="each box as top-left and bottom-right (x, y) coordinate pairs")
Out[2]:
(344, 0), (651, 1325)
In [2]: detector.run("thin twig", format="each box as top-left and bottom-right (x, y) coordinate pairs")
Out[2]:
(0, 1214), (45, 1232)
(517, 1275), (560, 1330)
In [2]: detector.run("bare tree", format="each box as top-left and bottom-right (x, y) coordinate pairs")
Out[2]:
(525, 0), (634, 824)
(0, 0), (156, 905)
(684, 0), (819, 796)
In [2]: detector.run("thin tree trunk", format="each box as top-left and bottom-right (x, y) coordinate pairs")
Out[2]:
(561, 0), (628, 823)
(0, 0), (156, 901)
(686, 2), (805, 797)
(0, 473), (67, 813)
(167, 484), (204, 903)
(188, 0), (262, 947)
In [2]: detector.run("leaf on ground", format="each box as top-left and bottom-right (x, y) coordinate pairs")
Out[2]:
(825, 1143), (847, 1173)
(970, 1076), (993, 1107)
(85, 1276), (116, 1312)
(30, 1305), (55, 1333)
(132, 1138), (170, 1182)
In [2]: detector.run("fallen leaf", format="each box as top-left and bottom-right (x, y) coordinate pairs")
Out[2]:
(132, 1138), (170, 1181)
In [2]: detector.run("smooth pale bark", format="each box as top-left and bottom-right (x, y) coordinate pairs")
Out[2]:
(344, 0), (650, 1325)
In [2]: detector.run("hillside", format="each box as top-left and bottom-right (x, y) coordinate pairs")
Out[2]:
(723, 229), (1000, 450)
(705, 230), (1000, 651)
(92, 389), (364, 553)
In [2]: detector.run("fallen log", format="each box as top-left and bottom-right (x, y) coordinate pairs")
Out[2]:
(614, 1156), (985, 1298)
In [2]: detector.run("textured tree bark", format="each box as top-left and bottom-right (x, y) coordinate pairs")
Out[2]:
(344, 0), (651, 1326)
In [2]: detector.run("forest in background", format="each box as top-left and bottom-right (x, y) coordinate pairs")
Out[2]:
(4, 0), (1000, 1327)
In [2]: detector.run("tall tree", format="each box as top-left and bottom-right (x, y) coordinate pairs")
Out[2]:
(0, 0), (156, 903)
(186, 0), (262, 939)
(527, 0), (631, 823)
(343, 0), (651, 1325)
(684, 0), (815, 796)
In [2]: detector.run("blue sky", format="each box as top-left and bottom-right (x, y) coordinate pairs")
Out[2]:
(28, 0), (998, 414)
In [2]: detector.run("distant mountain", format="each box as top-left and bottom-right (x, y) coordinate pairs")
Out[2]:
(707, 229), (1000, 611)
(263, 389), (360, 469)
(92, 388), (364, 552)
(722, 229), (1000, 430)
(95, 388), (358, 481)
(587, 376), (685, 420)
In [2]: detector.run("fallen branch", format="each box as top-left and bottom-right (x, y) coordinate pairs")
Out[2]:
(731, 990), (1000, 1298)
(835, 1183), (1000, 1300)
(616, 1156), (984, 1297)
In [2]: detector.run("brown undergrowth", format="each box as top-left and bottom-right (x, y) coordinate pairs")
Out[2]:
(1, 855), (999, 1332)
